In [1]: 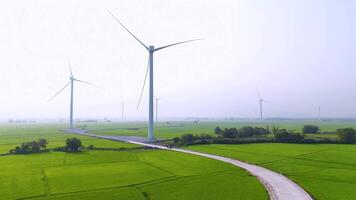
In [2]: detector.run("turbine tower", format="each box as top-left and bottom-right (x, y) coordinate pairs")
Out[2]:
(155, 98), (160, 122)
(259, 98), (264, 122)
(49, 65), (92, 130)
(108, 10), (202, 141)
(121, 101), (124, 121)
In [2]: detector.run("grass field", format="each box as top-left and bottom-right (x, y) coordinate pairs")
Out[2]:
(0, 123), (268, 200)
(187, 143), (356, 200)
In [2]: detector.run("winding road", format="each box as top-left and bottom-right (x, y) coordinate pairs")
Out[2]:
(69, 131), (313, 200)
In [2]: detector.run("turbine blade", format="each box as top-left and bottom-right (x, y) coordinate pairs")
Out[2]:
(48, 81), (71, 101)
(107, 10), (148, 50)
(137, 56), (150, 109)
(69, 63), (73, 77)
(74, 78), (95, 86)
(154, 38), (204, 52)
(257, 88), (261, 100)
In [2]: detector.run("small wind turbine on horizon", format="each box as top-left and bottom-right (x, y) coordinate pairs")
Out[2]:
(318, 106), (321, 121)
(257, 90), (266, 123)
(108, 10), (202, 141)
(48, 64), (93, 130)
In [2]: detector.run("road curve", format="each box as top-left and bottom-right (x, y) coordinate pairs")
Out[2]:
(69, 132), (313, 200)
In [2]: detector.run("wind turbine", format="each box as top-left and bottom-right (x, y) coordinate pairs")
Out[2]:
(318, 106), (321, 121)
(257, 90), (265, 123)
(49, 65), (92, 130)
(108, 10), (202, 141)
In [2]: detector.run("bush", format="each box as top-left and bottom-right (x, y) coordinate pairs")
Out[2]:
(65, 138), (83, 152)
(274, 129), (304, 143)
(303, 125), (319, 134)
(337, 128), (356, 144)
(173, 133), (213, 146)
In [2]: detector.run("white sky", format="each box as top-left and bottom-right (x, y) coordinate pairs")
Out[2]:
(0, 0), (355, 120)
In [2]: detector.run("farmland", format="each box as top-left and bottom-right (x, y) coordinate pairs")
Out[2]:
(187, 143), (356, 200)
(1, 120), (356, 200)
(0, 123), (267, 200)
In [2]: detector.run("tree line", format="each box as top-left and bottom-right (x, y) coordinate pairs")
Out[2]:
(173, 125), (356, 146)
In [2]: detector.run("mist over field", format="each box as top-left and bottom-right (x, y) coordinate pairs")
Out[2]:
(0, 0), (355, 120)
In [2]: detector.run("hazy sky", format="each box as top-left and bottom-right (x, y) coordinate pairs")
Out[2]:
(0, 0), (355, 120)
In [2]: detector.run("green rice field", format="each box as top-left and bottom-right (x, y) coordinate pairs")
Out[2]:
(187, 143), (356, 200)
(1, 120), (356, 200)
(0, 123), (267, 200)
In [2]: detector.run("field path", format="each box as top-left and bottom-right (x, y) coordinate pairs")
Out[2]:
(69, 131), (313, 200)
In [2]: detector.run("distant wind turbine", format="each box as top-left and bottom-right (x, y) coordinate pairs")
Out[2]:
(48, 64), (93, 130)
(318, 106), (321, 121)
(108, 10), (202, 141)
(257, 90), (266, 122)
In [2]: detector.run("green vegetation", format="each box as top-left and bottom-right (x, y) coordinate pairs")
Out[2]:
(273, 129), (304, 143)
(187, 143), (356, 200)
(65, 137), (83, 152)
(336, 128), (356, 144)
(303, 125), (320, 134)
(82, 120), (356, 139)
(2, 121), (356, 200)
(0, 123), (268, 200)
(9, 138), (48, 154)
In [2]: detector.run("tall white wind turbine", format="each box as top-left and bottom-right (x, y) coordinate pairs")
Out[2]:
(49, 65), (93, 130)
(108, 10), (202, 141)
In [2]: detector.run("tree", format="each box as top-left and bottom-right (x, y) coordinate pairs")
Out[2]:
(29, 141), (41, 152)
(253, 127), (268, 135)
(65, 138), (83, 152)
(303, 125), (319, 134)
(214, 126), (223, 136)
(238, 126), (255, 138)
(274, 129), (304, 143)
(271, 126), (279, 134)
(180, 134), (195, 145)
(38, 138), (48, 148)
(337, 128), (356, 144)
(9, 139), (48, 154)
(222, 128), (238, 138)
